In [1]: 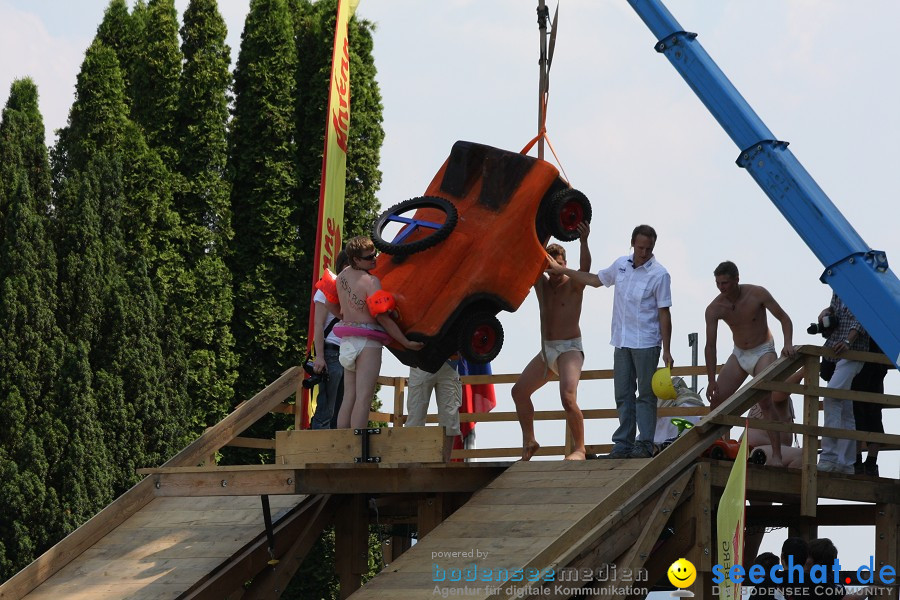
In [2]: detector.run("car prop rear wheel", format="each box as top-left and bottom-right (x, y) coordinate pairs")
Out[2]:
(457, 312), (504, 364)
(372, 196), (458, 256)
(543, 188), (591, 242)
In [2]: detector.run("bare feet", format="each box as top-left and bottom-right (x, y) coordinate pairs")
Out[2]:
(564, 449), (586, 461)
(522, 440), (540, 461)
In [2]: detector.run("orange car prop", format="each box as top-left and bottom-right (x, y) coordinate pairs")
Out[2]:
(370, 140), (591, 372)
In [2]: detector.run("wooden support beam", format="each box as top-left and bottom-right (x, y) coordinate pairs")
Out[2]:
(179, 495), (337, 600)
(607, 468), (695, 600)
(746, 503), (876, 527)
(875, 504), (899, 600)
(522, 498), (661, 600)
(417, 493), (446, 539)
(801, 355), (820, 518)
(393, 376), (407, 426)
(691, 463), (713, 574)
(713, 415), (900, 447)
(336, 494), (369, 599)
(143, 463), (507, 496)
(241, 495), (339, 600)
(382, 529), (413, 565)
(275, 427), (445, 465)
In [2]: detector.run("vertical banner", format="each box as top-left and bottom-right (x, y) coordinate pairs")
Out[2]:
(302, 0), (360, 428)
(715, 433), (749, 600)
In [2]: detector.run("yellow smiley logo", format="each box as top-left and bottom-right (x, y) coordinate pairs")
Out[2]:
(667, 558), (696, 588)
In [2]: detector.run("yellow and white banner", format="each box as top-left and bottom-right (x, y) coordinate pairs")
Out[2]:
(715, 434), (749, 600)
(304, 0), (360, 427)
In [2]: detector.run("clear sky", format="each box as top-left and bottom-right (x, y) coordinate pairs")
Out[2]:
(1, 0), (898, 583)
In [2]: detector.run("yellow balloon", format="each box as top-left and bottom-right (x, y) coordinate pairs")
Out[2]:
(667, 558), (697, 588)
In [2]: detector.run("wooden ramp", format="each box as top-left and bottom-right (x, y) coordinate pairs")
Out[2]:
(353, 459), (700, 600)
(20, 494), (309, 599)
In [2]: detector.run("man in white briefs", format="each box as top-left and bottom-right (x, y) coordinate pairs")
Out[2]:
(704, 260), (795, 466)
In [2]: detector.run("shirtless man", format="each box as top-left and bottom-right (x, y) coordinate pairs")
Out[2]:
(335, 236), (423, 429)
(704, 261), (794, 466)
(512, 222), (591, 461)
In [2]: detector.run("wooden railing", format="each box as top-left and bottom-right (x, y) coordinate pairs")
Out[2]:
(372, 364), (712, 459)
(369, 346), (900, 470)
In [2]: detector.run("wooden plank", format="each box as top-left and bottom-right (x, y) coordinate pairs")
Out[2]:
(152, 469), (298, 497)
(713, 414), (900, 446)
(22, 581), (186, 600)
(691, 463), (713, 572)
(801, 355), (820, 518)
(387, 536), (557, 573)
(417, 494), (446, 539)
(336, 495), (369, 599)
(181, 495), (336, 600)
(393, 376), (406, 425)
(608, 469), (694, 600)
(224, 436), (276, 450)
(755, 381), (900, 407)
(446, 504), (593, 523)
(25, 495), (310, 599)
(375, 364), (715, 387)
(485, 353), (807, 600)
(875, 503), (899, 600)
(2, 366), (304, 600)
(275, 427), (445, 465)
(426, 519), (575, 540)
(465, 486), (619, 506)
(240, 496), (338, 600)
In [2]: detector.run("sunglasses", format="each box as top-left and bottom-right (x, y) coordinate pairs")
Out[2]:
(361, 252), (378, 261)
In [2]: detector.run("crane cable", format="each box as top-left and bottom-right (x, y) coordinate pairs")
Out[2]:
(520, 1), (570, 184)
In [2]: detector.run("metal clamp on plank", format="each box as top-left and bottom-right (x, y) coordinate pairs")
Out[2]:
(354, 427), (382, 463)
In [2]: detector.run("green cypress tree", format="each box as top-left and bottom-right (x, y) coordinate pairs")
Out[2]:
(228, 0), (302, 402)
(175, 0), (238, 428)
(343, 8), (385, 236)
(130, 0), (182, 162)
(54, 41), (188, 496)
(0, 78), (65, 578)
(95, 0), (138, 99)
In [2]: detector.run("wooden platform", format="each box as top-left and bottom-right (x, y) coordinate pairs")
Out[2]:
(21, 495), (306, 600)
(351, 459), (668, 600)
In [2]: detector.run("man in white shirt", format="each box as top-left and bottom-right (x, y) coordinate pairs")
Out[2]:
(547, 224), (672, 458)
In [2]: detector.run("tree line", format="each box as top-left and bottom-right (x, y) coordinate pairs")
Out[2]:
(0, 0), (383, 592)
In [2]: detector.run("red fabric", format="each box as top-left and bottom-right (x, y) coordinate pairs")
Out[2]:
(453, 359), (497, 454)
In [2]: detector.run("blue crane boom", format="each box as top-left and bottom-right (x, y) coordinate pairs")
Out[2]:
(626, 0), (900, 369)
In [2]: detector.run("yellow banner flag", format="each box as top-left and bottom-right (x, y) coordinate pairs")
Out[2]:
(715, 434), (748, 600)
(313, 0), (359, 279)
(304, 0), (360, 427)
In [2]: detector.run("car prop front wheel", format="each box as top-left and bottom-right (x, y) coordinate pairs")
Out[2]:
(457, 312), (504, 364)
(542, 188), (591, 242)
(372, 196), (458, 256)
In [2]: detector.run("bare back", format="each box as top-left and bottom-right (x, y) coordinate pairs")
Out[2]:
(539, 274), (585, 340)
(338, 268), (379, 325)
(707, 283), (773, 349)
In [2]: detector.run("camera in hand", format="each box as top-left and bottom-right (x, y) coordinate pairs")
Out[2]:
(302, 360), (328, 389)
(807, 314), (837, 338)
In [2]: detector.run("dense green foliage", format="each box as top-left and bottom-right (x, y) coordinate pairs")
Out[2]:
(0, 78), (65, 577)
(0, 0), (385, 594)
(176, 0), (238, 427)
